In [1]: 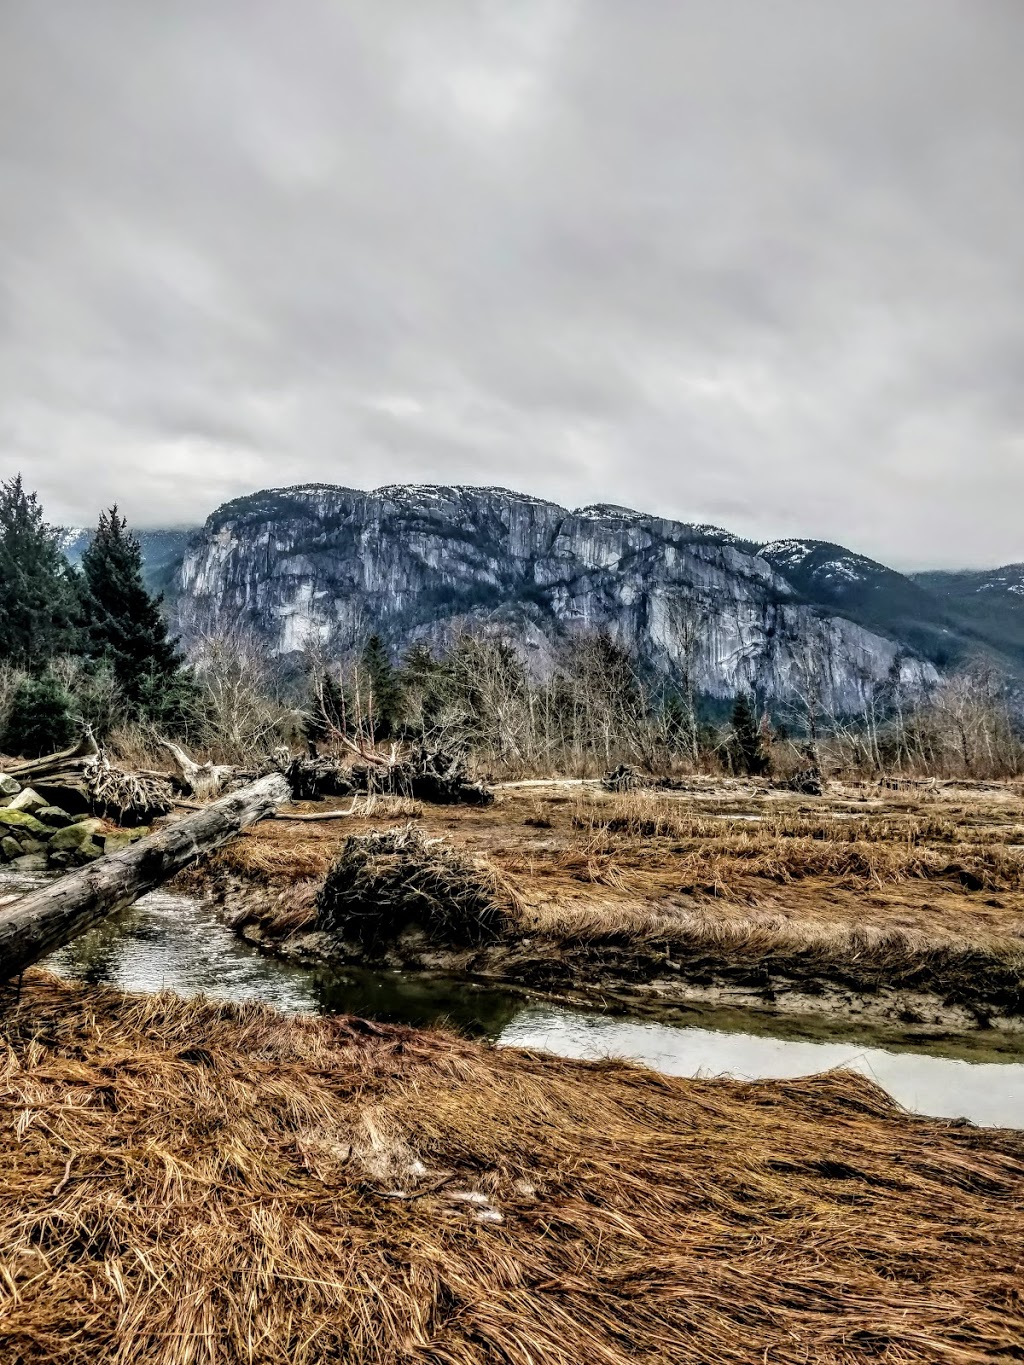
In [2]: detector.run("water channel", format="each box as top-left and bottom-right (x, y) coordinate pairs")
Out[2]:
(3, 872), (1024, 1129)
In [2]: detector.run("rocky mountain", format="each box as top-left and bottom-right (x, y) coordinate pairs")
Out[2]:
(168, 483), (948, 709)
(754, 540), (972, 671)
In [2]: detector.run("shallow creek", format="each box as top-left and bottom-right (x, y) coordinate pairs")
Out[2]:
(3, 872), (1024, 1129)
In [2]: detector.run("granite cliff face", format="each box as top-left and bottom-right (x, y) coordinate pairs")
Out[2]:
(173, 483), (935, 707)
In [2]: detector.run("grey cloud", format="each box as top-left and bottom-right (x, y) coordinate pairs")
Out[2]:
(0, 0), (1022, 567)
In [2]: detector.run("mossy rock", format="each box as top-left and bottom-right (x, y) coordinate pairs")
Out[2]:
(0, 835), (22, 861)
(48, 820), (105, 853)
(0, 775), (21, 797)
(73, 841), (104, 864)
(0, 809), (49, 838)
(103, 827), (149, 854)
(35, 806), (73, 828)
(13, 853), (49, 871)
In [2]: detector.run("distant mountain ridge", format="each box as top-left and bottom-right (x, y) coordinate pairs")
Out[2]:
(60, 487), (1023, 689)
(59, 527), (197, 595)
(165, 483), (939, 709)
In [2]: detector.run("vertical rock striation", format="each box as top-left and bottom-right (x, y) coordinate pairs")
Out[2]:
(173, 483), (935, 707)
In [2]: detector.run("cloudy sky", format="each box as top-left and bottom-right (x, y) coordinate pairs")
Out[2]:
(1, 2), (1021, 568)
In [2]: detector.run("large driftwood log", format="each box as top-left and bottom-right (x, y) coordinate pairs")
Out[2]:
(0, 727), (173, 823)
(0, 772), (290, 981)
(2, 727), (100, 779)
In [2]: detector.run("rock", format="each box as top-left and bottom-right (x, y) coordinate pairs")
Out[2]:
(35, 805), (73, 828)
(7, 787), (48, 815)
(48, 851), (74, 869)
(173, 484), (940, 707)
(73, 841), (105, 864)
(1, 835), (22, 860)
(0, 808), (50, 839)
(0, 774), (21, 797)
(47, 819), (106, 853)
(18, 837), (47, 856)
(102, 832), (133, 854)
(12, 853), (49, 872)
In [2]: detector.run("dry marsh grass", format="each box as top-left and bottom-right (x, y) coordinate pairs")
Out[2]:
(2, 973), (1023, 1364)
(564, 791), (1024, 896)
(190, 788), (1024, 1004)
(575, 790), (1024, 847)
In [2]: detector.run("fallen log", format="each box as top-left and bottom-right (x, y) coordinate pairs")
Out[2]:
(0, 772), (290, 981)
(273, 801), (362, 821)
(2, 727), (100, 779)
(0, 727), (173, 824)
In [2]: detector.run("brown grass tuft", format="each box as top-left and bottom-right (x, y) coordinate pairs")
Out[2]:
(316, 827), (524, 947)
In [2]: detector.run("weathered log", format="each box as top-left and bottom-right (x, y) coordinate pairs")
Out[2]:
(0, 772), (290, 981)
(1, 728), (173, 823)
(2, 727), (100, 779)
(273, 800), (361, 821)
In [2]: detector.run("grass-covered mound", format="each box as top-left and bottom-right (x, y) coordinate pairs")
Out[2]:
(315, 826), (522, 948)
(1, 973), (1023, 1363)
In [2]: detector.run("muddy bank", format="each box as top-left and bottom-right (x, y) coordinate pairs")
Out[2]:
(202, 868), (1024, 1041)
(186, 781), (1024, 1041)
(2, 973), (1023, 1363)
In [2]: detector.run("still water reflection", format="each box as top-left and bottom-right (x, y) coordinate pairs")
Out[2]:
(3, 873), (1023, 1128)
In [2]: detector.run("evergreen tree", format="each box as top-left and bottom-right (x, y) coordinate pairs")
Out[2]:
(360, 634), (402, 740)
(729, 691), (768, 776)
(80, 507), (181, 708)
(0, 475), (81, 671)
(1, 673), (75, 758)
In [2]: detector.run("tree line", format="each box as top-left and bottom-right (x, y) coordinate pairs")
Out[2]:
(0, 475), (189, 756)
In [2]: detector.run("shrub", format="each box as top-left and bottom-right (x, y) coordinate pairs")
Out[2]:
(1, 673), (76, 758)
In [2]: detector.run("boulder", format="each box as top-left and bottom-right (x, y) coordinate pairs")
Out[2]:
(47, 820), (106, 854)
(7, 787), (48, 815)
(35, 805), (73, 828)
(18, 837), (47, 856)
(74, 841), (105, 864)
(0, 774), (21, 797)
(12, 853), (49, 872)
(48, 851), (74, 869)
(1, 836), (22, 861)
(103, 827), (149, 854)
(0, 809), (50, 839)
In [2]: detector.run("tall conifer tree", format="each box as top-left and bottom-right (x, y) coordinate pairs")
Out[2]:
(729, 691), (768, 776)
(0, 475), (81, 671)
(360, 634), (402, 740)
(80, 507), (181, 705)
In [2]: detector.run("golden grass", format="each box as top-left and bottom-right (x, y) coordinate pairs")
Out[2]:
(575, 790), (1024, 847)
(353, 794), (424, 820)
(525, 895), (1024, 1002)
(564, 792), (1024, 895)
(2, 974), (1023, 1364)
(188, 788), (1024, 1007)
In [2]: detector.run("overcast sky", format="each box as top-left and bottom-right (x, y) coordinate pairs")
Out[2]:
(1, 2), (1022, 568)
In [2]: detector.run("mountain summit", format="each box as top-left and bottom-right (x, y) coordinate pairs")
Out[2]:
(165, 483), (977, 708)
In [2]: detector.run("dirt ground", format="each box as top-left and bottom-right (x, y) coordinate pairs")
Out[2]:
(193, 777), (1024, 1035)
